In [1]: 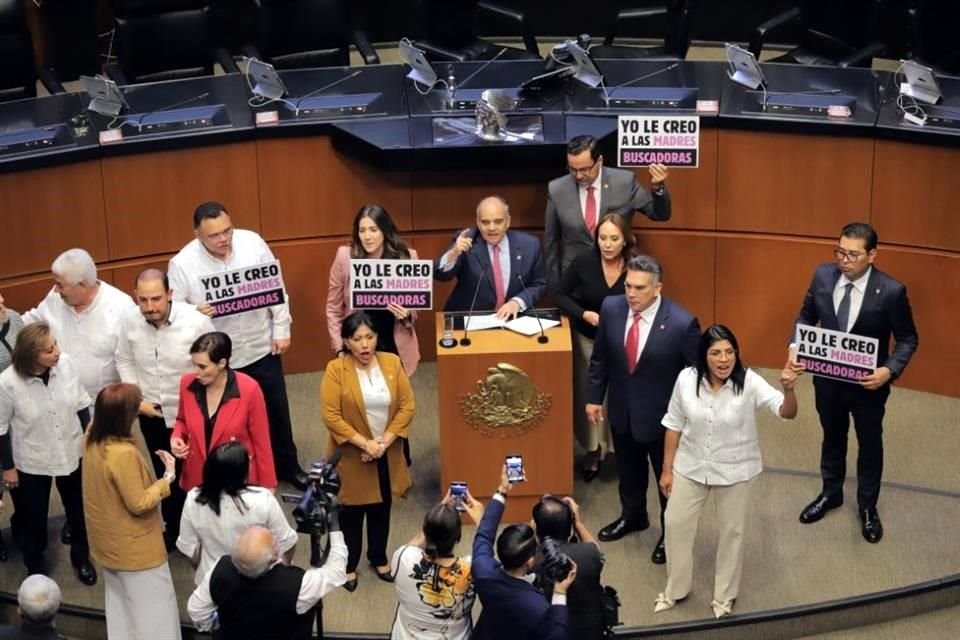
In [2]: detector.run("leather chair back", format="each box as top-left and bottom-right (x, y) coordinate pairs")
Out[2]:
(256, 0), (351, 69)
(0, 0), (38, 101)
(113, 0), (214, 83)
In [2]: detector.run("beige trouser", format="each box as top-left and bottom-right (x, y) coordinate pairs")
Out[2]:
(663, 473), (755, 603)
(573, 332), (614, 455)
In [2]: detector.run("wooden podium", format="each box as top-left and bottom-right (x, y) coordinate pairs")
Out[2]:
(435, 314), (573, 521)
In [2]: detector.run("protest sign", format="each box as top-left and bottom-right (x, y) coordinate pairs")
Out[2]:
(795, 325), (879, 383)
(200, 261), (285, 318)
(349, 259), (434, 310)
(618, 115), (700, 168)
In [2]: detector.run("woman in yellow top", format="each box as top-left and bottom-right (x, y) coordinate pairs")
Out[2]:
(321, 311), (415, 592)
(82, 382), (182, 640)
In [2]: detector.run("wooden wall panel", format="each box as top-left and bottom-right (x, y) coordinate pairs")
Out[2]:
(256, 137), (412, 241)
(408, 233), (460, 363)
(717, 131), (874, 238)
(633, 127), (718, 231)
(872, 140), (960, 252)
(411, 169), (555, 230)
(0, 161), (108, 278)
(101, 142), (261, 260)
(634, 232), (716, 329)
(110, 258), (173, 295)
(0, 269), (118, 320)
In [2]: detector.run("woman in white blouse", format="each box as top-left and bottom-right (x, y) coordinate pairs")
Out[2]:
(177, 441), (299, 584)
(654, 324), (797, 619)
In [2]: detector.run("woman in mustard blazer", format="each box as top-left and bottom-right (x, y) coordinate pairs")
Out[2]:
(321, 311), (415, 592)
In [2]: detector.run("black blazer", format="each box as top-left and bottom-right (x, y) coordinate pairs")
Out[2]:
(795, 264), (919, 384)
(588, 295), (700, 443)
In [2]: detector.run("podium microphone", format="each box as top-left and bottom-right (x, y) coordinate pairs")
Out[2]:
(514, 270), (548, 344)
(460, 229), (486, 347)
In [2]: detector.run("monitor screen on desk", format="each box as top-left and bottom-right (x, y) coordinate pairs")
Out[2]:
(725, 44), (766, 90)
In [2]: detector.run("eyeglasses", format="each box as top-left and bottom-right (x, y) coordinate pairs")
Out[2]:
(567, 158), (599, 177)
(834, 247), (865, 262)
(204, 226), (234, 242)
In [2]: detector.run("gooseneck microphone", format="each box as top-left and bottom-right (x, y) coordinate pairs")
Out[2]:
(514, 270), (548, 344)
(459, 229), (486, 347)
(603, 62), (680, 105)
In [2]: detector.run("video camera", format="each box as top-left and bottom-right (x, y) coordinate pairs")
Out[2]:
(539, 536), (574, 583)
(281, 450), (342, 566)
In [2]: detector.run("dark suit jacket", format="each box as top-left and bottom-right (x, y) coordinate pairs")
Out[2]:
(544, 166), (671, 284)
(0, 624), (64, 639)
(588, 295), (700, 443)
(435, 229), (547, 312)
(795, 264), (919, 391)
(472, 498), (569, 640)
(539, 541), (605, 640)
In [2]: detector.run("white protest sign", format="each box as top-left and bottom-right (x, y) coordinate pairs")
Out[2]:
(795, 325), (879, 383)
(617, 114), (700, 167)
(200, 260), (285, 317)
(349, 259), (434, 310)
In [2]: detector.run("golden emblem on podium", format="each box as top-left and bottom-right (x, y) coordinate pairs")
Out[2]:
(458, 363), (552, 438)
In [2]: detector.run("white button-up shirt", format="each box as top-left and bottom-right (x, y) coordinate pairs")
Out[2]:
(22, 281), (136, 402)
(115, 301), (215, 428)
(833, 266), (871, 332)
(662, 367), (785, 486)
(168, 229), (292, 369)
(0, 353), (91, 476)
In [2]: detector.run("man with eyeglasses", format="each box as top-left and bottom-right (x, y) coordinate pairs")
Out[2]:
(168, 202), (308, 491)
(790, 222), (918, 543)
(544, 134), (671, 288)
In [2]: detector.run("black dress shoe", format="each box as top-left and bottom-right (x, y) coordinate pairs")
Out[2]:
(598, 517), (649, 542)
(76, 562), (98, 586)
(581, 462), (601, 484)
(651, 535), (666, 565)
(798, 494), (843, 524)
(371, 565), (395, 583)
(343, 576), (359, 592)
(860, 508), (883, 543)
(60, 522), (72, 545)
(0, 532), (7, 562)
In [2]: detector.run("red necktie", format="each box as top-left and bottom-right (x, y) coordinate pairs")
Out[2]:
(584, 185), (597, 236)
(625, 311), (641, 373)
(492, 244), (506, 308)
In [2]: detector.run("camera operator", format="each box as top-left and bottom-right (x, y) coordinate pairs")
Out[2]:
(472, 466), (576, 640)
(187, 516), (347, 640)
(533, 497), (606, 640)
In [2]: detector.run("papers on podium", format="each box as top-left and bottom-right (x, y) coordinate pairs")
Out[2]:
(463, 314), (561, 336)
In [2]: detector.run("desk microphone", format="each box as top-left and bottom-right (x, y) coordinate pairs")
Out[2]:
(132, 92), (211, 130)
(455, 48), (508, 94)
(603, 62), (680, 105)
(514, 270), (548, 344)
(295, 70), (363, 114)
(459, 229), (487, 347)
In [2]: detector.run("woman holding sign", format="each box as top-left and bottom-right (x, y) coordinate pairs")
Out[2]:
(653, 325), (797, 619)
(326, 204), (421, 375)
(321, 311), (415, 592)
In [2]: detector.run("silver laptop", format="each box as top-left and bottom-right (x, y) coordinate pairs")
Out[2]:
(564, 41), (604, 88)
(900, 59), (942, 104)
(246, 59), (288, 101)
(79, 75), (130, 117)
(725, 43), (766, 90)
(399, 39), (438, 87)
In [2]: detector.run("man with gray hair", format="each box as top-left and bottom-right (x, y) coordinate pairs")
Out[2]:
(188, 519), (347, 640)
(586, 255), (699, 564)
(0, 574), (63, 639)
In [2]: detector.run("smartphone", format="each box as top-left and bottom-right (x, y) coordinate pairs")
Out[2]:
(505, 455), (525, 483)
(450, 481), (468, 512)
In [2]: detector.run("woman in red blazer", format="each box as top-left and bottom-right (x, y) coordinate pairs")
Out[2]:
(171, 332), (276, 491)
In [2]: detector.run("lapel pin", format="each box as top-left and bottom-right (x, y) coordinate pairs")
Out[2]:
(875, 288), (880, 295)
(660, 324), (665, 330)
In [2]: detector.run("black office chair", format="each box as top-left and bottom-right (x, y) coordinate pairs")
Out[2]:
(411, 0), (541, 63)
(242, 0), (379, 69)
(0, 0), (65, 102)
(749, 0), (887, 68)
(906, 0), (960, 74)
(589, 0), (696, 60)
(107, 0), (239, 85)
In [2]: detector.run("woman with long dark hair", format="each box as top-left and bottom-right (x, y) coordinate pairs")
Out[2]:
(177, 441), (298, 584)
(654, 325), (798, 619)
(325, 204), (421, 375)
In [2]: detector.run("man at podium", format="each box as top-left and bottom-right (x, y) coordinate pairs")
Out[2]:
(435, 196), (547, 320)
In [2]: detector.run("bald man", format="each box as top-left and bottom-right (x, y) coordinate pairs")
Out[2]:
(188, 522), (347, 640)
(436, 196), (547, 320)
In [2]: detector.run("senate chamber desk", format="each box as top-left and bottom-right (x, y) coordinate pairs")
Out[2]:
(0, 59), (957, 398)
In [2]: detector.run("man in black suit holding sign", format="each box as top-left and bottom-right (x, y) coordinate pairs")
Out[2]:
(790, 222), (919, 543)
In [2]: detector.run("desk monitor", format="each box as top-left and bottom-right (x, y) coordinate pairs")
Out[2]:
(0, 124), (73, 156)
(564, 41), (604, 88)
(597, 86), (699, 109)
(399, 39), (438, 87)
(745, 91), (857, 116)
(282, 92), (384, 119)
(900, 60), (942, 105)
(725, 43), (766, 90)
(247, 59), (287, 100)
(80, 75), (130, 116)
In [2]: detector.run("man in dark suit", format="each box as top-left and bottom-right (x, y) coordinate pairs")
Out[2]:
(436, 195), (547, 320)
(544, 134), (671, 286)
(533, 496), (606, 640)
(0, 575), (65, 640)
(791, 222), (918, 543)
(472, 467), (575, 640)
(587, 255), (700, 563)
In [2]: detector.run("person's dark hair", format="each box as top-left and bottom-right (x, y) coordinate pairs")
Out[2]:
(626, 254), (663, 284)
(339, 311), (377, 348)
(87, 383), (141, 445)
(11, 323), (52, 377)
(532, 496), (573, 542)
(695, 324), (746, 397)
(496, 523), (538, 571)
(567, 134), (600, 161)
(594, 212), (636, 259)
(195, 442), (250, 516)
(350, 204), (411, 260)
(190, 331), (232, 364)
(422, 504), (462, 558)
(193, 201), (229, 229)
(134, 267), (170, 291)
(840, 222), (878, 252)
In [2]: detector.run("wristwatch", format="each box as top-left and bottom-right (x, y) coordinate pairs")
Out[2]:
(163, 470), (176, 483)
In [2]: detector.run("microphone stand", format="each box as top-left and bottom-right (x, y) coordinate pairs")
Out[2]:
(602, 62), (680, 106)
(295, 70), (363, 115)
(460, 257), (487, 347)
(515, 271), (548, 343)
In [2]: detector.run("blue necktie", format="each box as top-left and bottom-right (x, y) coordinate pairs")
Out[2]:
(836, 283), (854, 332)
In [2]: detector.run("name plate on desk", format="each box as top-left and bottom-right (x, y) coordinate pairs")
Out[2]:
(0, 124), (74, 156)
